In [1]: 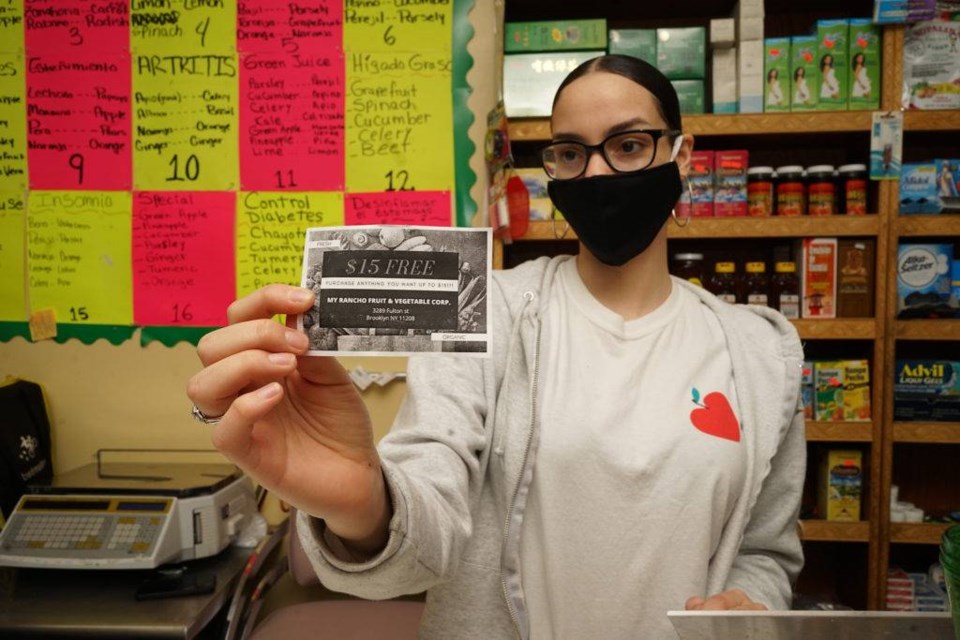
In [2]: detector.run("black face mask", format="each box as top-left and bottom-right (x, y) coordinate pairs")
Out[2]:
(547, 161), (683, 267)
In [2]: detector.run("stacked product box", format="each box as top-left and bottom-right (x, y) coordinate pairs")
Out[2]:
(894, 359), (960, 422)
(802, 361), (815, 420)
(899, 160), (960, 214)
(677, 151), (715, 218)
(714, 150), (749, 216)
(608, 28), (657, 63)
(848, 18), (882, 110)
(734, 0), (764, 113)
(817, 19), (849, 110)
(503, 51), (605, 117)
(658, 27), (707, 115)
(814, 360), (872, 422)
(837, 239), (876, 317)
(790, 35), (819, 111)
(763, 38), (791, 112)
(505, 19), (608, 53)
(903, 19), (960, 110)
(896, 243), (955, 317)
(818, 449), (863, 521)
(710, 18), (738, 114)
(800, 237), (838, 318)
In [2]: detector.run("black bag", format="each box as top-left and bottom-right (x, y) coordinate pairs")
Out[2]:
(0, 379), (54, 519)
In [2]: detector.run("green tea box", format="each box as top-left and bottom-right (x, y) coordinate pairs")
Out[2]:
(790, 35), (820, 111)
(656, 27), (706, 79)
(672, 80), (705, 114)
(608, 29), (657, 64)
(503, 51), (604, 117)
(505, 19), (607, 53)
(764, 37), (791, 112)
(848, 18), (882, 110)
(817, 19), (849, 110)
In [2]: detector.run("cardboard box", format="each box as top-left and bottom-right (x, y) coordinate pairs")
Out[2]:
(815, 361), (846, 422)
(656, 27), (706, 80)
(714, 150), (749, 217)
(738, 39), (764, 113)
(672, 79), (705, 114)
(710, 18), (736, 48)
(897, 243), (954, 316)
(608, 29), (657, 63)
(894, 359), (960, 422)
(677, 151), (714, 218)
(733, 0), (765, 41)
(505, 19), (608, 52)
(844, 359), (872, 421)
(802, 361), (815, 420)
(712, 47), (739, 114)
(801, 237), (838, 318)
(837, 239), (876, 317)
(848, 18), (882, 110)
(764, 37), (791, 112)
(503, 51), (604, 117)
(900, 159), (960, 214)
(790, 35), (819, 111)
(817, 19), (849, 110)
(818, 450), (862, 521)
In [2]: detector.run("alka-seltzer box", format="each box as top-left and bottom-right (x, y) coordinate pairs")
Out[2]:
(847, 18), (881, 110)
(903, 20), (960, 110)
(843, 359), (872, 422)
(764, 37), (791, 112)
(816, 19), (849, 110)
(713, 150), (748, 217)
(656, 27), (706, 80)
(894, 359), (960, 422)
(503, 51), (604, 117)
(802, 361), (815, 420)
(815, 361), (846, 422)
(819, 449), (862, 522)
(677, 151), (714, 218)
(801, 237), (838, 318)
(608, 29), (657, 63)
(790, 35), (819, 111)
(504, 19), (607, 53)
(897, 243), (954, 316)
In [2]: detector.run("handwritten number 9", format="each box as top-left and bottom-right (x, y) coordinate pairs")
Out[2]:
(69, 27), (83, 46)
(385, 170), (413, 191)
(167, 154), (200, 182)
(69, 154), (84, 185)
(383, 26), (396, 46)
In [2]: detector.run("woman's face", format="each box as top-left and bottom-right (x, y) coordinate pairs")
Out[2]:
(551, 72), (691, 179)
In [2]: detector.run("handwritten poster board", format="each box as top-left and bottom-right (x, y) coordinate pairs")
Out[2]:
(1, 0), (476, 345)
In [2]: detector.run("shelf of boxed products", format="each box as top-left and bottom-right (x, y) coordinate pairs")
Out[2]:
(889, 522), (954, 545)
(519, 217), (881, 241)
(895, 215), (960, 238)
(805, 421), (874, 443)
(507, 110), (960, 143)
(894, 320), (960, 341)
(892, 422), (960, 444)
(799, 519), (871, 543)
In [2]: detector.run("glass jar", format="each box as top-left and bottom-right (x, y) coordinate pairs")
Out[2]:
(707, 261), (739, 304)
(672, 252), (705, 287)
(743, 261), (769, 305)
(807, 164), (837, 216)
(775, 165), (806, 216)
(771, 261), (800, 319)
(838, 163), (868, 215)
(747, 166), (776, 217)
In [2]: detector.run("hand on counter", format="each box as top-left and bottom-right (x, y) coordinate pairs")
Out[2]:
(685, 588), (768, 611)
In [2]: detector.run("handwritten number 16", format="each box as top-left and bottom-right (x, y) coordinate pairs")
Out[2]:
(172, 303), (193, 323)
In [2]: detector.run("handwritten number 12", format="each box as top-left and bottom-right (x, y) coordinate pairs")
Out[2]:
(385, 170), (413, 191)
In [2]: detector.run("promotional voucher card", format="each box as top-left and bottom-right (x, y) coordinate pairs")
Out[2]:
(298, 225), (491, 357)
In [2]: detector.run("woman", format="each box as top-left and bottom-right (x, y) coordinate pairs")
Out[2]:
(820, 54), (839, 99)
(766, 68), (784, 106)
(187, 55), (805, 639)
(851, 52), (871, 99)
(793, 66), (811, 106)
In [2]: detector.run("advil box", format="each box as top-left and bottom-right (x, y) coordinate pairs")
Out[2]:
(894, 359), (960, 422)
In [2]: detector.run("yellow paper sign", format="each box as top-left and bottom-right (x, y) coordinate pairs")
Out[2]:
(236, 191), (344, 299)
(0, 53), (27, 191)
(27, 191), (133, 325)
(130, 0), (236, 53)
(0, 192), (26, 320)
(132, 51), (239, 191)
(345, 50), (453, 193)
(28, 308), (56, 341)
(0, 0), (23, 53)
(344, 0), (452, 53)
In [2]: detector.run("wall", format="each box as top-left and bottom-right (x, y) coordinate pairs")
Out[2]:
(0, 2), (497, 475)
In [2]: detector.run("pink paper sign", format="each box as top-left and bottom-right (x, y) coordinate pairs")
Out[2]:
(237, 0), (342, 53)
(26, 52), (131, 190)
(24, 0), (129, 53)
(239, 49), (344, 191)
(133, 191), (236, 327)
(345, 191), (451, 226)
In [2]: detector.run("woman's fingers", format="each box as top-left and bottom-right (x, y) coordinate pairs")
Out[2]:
(197, 318), (309, 367)
(187, 349), (298, 418)
(227, 284), (315, 325)
(210, 382), (285, 461)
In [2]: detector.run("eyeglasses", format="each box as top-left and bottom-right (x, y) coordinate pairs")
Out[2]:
(541, 129), (682, 180)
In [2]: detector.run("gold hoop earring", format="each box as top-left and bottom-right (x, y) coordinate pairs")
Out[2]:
(552, 208), (570, 239)
(671, 179), (694, 227)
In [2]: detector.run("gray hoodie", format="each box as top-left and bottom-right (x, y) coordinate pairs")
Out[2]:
(298, 255), (806, 639)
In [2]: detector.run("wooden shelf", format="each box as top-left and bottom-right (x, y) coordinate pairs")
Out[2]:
(508, 110), (960, 143)
(889, 522), (953, 545)
(518, 217), (881, 241)
(807, 421), (874, 442)
(892, 422), (960, 444)
(792, 319), (876, 340)
(895, 216), (960, 237)
(800, 519), (871, 543)
(895, 320), (960, 340)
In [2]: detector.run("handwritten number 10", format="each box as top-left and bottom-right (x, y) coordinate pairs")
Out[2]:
(167, 154), (200, 182)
